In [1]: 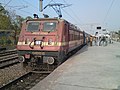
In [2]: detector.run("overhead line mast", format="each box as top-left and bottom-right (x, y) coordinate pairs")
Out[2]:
(39, 0), (43, 12)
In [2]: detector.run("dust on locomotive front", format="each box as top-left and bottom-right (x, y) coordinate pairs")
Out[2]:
(17, 18), (66, 65)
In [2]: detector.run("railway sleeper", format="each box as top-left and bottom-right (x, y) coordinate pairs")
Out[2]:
(0, 71), (50, 90)
(0, 54), (18, 63)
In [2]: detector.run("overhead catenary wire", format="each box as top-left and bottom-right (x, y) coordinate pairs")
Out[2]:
(63, 0), (82, 22)
(51, 0), (80, 24)
(0, 0), (12, 11)
(40, 0), (54, 12)
(8, 6), (33, 16)
(62, 0), (83, 25)
(22, 0), (39, 13)
(103, 0), (115, 24)
(62, 8), (81, 25)
(62, 0), (97, 33)
(7, 5), (28, 10)
(22, 0), (38, 9)
(3, 0), (12, 8)
(42, 0), (63, 18)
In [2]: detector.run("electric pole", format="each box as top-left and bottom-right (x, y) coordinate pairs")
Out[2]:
(39, 0), (43, 12)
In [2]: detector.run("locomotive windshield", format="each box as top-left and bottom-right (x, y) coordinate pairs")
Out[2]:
(43, 22), (56, 32)
(27, 22), (39, 32)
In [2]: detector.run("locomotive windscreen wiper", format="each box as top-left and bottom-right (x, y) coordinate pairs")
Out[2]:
(48, 27), (55, 33)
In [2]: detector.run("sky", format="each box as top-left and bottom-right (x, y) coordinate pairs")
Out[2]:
(0, 0), (120, 34)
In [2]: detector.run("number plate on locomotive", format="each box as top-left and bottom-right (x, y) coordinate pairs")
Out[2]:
(35, 41), (42, 45)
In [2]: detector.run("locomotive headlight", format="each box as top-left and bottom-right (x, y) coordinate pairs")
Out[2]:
(48, 39), (52, 45)
(35, 40), (42, 45)
(47, 57), (55, 64)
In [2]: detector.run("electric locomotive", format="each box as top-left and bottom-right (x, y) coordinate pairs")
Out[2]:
(17, 17), (86, 65)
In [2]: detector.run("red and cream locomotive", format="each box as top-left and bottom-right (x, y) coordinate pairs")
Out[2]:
(17, 18), (89, 65)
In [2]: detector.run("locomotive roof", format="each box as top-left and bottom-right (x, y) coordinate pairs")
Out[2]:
(26, 18), (65, 22)
(26, 18), (78, 26)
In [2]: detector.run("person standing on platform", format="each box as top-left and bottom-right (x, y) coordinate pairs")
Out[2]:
(94, 36), (97, 46)
(90, 35), (93, 46)
(86, 37), (89, 45)
(95, 32), (99, 46)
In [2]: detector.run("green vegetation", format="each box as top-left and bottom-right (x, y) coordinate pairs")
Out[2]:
(0, 4), (33, 48)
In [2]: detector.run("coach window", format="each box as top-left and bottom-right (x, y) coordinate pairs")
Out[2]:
(27, 22), (39, 32)
(43, 22), (56, 32)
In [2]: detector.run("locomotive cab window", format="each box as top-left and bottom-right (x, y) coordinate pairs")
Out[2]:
(27, 22), (39, 32)
(43, 22), (56, 32)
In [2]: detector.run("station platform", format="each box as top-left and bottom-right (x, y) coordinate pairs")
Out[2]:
(31, 42), (120, 90)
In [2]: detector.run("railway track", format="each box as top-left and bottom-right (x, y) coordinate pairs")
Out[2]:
(0, 49), (17, 57)
(0, 49), (57, 90)
(0, 71), (51, 90)
(0, 49), (19, 69)
(0, 45), (84, 89)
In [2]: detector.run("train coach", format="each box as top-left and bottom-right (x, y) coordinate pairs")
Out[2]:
(17, 18), (89, 65)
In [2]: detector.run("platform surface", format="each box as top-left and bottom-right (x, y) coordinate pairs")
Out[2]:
(31, 42), (120, 90)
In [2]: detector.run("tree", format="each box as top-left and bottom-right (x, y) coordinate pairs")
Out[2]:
(0, 4), (21, 45)
(0, 3), (8, 15)
(0, 4), (34, 45)
(0, 14), (12, 30)
(16, 15), (25, 28)
(0, 4), (12, 30)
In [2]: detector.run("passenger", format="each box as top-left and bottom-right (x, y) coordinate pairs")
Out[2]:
(95, 32), (99, 46)
(86, 37), (89, 45)
(90, 36), (93, 46)
(93, 36), (96, 46)
(99, 35), (107, 46)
